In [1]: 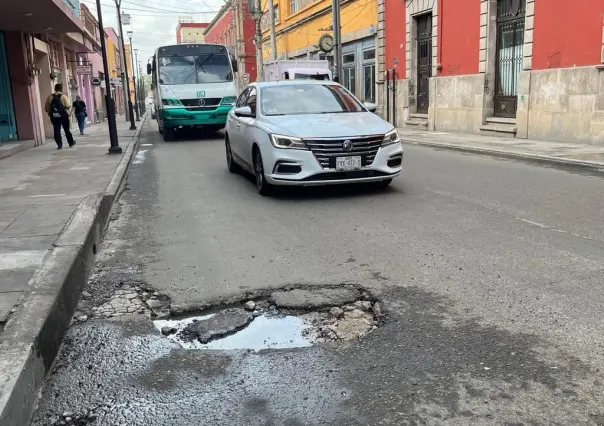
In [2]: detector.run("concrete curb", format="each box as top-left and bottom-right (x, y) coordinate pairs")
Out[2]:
(402, 137), (604, 174)
(0, 115), (147, 426)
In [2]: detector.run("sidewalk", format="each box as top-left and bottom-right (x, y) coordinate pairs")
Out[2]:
(398, 128), (604, 172)
(0, 116), (145, 425)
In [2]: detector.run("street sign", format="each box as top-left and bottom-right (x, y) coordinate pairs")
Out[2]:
(77, 65), (92, 75)
(91, 77), (101, 86)
(242, 73), (250, 83)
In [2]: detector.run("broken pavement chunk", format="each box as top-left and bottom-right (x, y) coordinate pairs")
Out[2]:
(183, 308), (254, 343)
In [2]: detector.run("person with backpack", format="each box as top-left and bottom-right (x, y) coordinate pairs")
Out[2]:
(72, 95), (87, 135)
(44, 83), (75, 149)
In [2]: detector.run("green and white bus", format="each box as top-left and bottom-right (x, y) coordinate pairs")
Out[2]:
(147, 43), (238, 141)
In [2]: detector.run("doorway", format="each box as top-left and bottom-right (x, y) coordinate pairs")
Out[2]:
(416, 13), (432, 114)
(0, 31), (17, 141)
(494, 0), (526, 118)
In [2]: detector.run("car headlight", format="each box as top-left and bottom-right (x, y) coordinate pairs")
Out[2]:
(382, 129), (401, 146)
(269, 134), (308, 150)
(220, 96), (237, 106)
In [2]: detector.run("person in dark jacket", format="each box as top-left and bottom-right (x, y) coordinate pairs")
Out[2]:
(73, 95), (87, 135)
(44, 83), (75, 149)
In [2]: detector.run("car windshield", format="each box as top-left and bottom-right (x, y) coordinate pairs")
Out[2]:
(158, 54), (233, 85)
(260, 84), (365, 116)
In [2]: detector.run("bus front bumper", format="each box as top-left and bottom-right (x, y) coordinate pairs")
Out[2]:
(159, 106), (233, 127)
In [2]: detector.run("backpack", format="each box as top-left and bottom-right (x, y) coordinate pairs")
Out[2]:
(49, 94), (67, 119)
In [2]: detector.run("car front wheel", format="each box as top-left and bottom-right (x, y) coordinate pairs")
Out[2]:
(254, 148), (273, 196)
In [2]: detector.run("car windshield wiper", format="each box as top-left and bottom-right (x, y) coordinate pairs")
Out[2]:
(198, 54), (214, 74)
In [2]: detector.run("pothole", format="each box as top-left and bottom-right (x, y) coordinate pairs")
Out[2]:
(153, 286), (385, 351)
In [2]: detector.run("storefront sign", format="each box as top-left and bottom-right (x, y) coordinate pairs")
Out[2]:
(91, 77), (101, 86)
(76, 65), (92, 75)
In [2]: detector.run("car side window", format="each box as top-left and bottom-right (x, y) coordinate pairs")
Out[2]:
(235, 88), (249, 108)
(246, 87), (257, 116)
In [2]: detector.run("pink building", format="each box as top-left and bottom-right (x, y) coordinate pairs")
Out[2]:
(0, 0), (100, 145)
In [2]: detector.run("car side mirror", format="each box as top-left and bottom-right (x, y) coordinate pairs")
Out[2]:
(147, 63), (152, 75)
(364, 102), (377, 113)
(231, 58), (238, 73)
(234, 106), (253, 117)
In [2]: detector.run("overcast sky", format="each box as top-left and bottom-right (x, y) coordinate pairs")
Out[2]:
(82, 0), (226, 76)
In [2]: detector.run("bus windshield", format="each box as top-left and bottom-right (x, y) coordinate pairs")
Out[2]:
(158, 53), (233, 85)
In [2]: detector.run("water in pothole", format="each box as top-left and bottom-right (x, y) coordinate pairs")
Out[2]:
(154, 313), (313, 351)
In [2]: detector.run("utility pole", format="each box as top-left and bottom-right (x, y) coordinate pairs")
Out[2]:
(253, 0), (264, 81)
(127, 33), (140, 122)
(95, 0), (121, 153)
(115, 1), (136, 130)
(268, 0), (277, 61)
(331, 0), (342, 82)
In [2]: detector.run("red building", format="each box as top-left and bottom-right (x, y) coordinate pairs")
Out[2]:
(204, 0), (257, 90)
(377, 0), (604, 144)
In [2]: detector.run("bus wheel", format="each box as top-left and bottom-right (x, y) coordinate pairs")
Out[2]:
(163, 127), (175, 141)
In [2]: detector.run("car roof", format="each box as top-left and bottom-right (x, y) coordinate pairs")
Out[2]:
(254, 80), (340, 88)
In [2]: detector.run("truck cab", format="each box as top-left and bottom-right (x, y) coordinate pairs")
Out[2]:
(282, 68), (332, 81)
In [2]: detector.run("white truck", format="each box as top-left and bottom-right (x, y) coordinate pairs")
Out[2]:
(263, 60), (332, 82)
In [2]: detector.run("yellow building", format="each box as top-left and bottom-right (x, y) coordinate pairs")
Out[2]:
(125, 44), (135, 102)
(261, 0), (377, 102)
(177, 23), (209, 44)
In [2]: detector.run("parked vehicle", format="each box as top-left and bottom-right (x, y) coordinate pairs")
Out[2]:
(263, 60), (332, 82)
(147, 43), (238, 141)
(224, 81), (403, 195)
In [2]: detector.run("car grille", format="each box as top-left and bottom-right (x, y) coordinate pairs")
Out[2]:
(180, 98), (222, 111)
(304, 135), (384, 169)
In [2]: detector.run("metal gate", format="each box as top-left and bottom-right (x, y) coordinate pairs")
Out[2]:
(416, 14), (432, 114)
(494, 0), (526, 118)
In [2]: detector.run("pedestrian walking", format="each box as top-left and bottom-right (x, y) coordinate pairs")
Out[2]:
(44, 83), (76, 149)
(73, 95), (87, 135)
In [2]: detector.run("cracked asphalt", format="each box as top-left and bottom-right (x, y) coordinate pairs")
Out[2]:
(31, 120), (604, 425)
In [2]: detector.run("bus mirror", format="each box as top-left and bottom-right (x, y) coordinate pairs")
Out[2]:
(147, 63), (152, 75)
(231, 58), (238, 73)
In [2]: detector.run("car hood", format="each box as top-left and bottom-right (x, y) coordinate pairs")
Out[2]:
(260, 112), (393, 138)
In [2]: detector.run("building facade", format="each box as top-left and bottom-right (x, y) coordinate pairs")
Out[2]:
(177, 22), (209, 44)
(0, 0), (100, 144)
(262, 0), (378, 102)
(378, 0), (604, 144)
(204, 0), (257, 90)
(104, 27), (125, 116)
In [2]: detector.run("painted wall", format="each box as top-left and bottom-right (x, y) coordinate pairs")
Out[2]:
(384, 0), (406, 79)
(532, 0), (604, 70)
(439, 0), (480, 76)
(179, 28), (206, 44)
(263, 0), (377, 58)
(205, 6), (257, 82)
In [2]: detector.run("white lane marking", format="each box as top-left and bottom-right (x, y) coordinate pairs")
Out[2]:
(517, 218), (548, 228)
(141, 144), (153, 146)
(28, 194), (66, 198)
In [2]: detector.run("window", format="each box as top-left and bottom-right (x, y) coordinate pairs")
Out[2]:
(274, 6), (280, 23)
(260, 84), (364, 116)
(158, 54), (233, 84)
(343, 53), (355, 64)
(363, 48), (375, 61)
(343, 67), (356, 95)
(290, 0), (299, 14)
(246, 87), (257, 115)
(363, 64), (375, 102)
(236, 87), (250, 107)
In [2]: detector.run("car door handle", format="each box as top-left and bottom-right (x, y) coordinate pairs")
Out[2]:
(236, 122), (241, 127)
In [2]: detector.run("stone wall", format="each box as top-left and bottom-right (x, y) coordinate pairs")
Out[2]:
(517, 66), (604, 144)
(430, 74), (486, 134)
(378, 78), (407, 128)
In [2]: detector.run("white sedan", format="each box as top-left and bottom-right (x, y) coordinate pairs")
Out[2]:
(225, 80), (403, 195)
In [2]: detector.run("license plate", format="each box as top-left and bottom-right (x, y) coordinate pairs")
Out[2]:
(335, 156), (361, 171)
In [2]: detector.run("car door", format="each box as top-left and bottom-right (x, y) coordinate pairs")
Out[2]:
(228, 88), (249, 159)
(239, 86), (257, 165)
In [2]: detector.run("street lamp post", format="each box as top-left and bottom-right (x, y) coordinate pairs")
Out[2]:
(95, 0), (121, 154)
(115, 0), (136, 130)
(127, 31), (140, 122)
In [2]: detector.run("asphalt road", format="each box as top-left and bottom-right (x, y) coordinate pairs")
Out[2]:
(32, 121), (604, 425)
